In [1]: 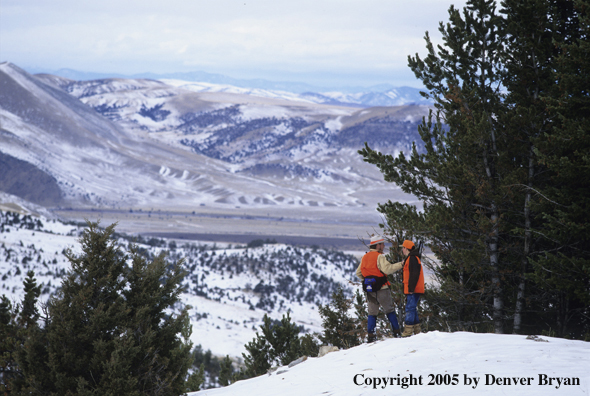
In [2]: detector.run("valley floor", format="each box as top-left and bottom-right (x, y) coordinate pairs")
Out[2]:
(52, 206), (375, 252)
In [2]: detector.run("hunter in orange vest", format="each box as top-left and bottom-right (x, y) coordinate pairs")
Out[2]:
(356, 234), (403, 342)
(401, 240), (425, 337)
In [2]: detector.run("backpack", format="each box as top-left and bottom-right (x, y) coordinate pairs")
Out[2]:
(363, 275), (389, 293)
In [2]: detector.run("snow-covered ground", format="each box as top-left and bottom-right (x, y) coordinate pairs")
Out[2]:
(176, 240), (354, 357)
(1, 209), (358, 359)
(0, 211), (82, 298)
(190, 331), (590, 396)
(160, 79), (318, 105)
(2, 212), (588, 396)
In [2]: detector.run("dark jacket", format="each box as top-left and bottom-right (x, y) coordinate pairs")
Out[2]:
(403, 250), (424, 294)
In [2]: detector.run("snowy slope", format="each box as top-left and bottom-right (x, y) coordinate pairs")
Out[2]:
(190, 331), (590, 396)
(0, 209), (358, 358)
(1, 62), (421, 226)
(0, 210), (89, 300)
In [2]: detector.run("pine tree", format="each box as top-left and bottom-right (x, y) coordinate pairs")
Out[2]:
(11, 272), (53, 395)
(185, 364), (205, 393)
(11, 222), (193, 395)
(242, 313), (305, 378)
(40, 222), (133, 395)
(352, 288), (368, 340)
(19, 271), (41, 328)
(496, 0), (581, 335)
(318, 288), (362, 348)
(361, 0), (510, 333)
(298, 333), (320, 358)
(123, 247), (193, 395)
(260, 313), (301, 366)
(0, 296), (11, 326)
(0, 295), (19, 395)
(529, 0), (590, 338)
(360, 0), (590, 338)
(218, 356), (233, 386)
(242, 324), (272, 378)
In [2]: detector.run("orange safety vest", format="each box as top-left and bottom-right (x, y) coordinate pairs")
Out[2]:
(361, 251), (390, 287)
(403, 255), (424, 294)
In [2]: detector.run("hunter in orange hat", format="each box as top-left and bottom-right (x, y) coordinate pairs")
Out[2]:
(400, 240), (425, 337)
(356, 234), (404, 342)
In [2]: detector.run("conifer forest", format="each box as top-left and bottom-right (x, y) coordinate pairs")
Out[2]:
(360, 0), (589, 338)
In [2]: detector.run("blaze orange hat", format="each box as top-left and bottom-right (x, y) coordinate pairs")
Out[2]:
(402, 240), (415, 250)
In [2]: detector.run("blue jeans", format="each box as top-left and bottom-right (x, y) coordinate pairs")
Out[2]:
(405, 294), (421, 325)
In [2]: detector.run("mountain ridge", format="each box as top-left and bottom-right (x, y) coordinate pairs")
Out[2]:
(28, 64), (430, 94)
(1, 61), (423, 239)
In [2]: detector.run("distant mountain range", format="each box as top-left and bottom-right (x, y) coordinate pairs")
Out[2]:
(23, 66), (431, 107)
(1, 61), (425, 239)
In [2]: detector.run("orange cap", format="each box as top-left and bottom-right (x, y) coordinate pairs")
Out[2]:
(402, 240), (415, 250)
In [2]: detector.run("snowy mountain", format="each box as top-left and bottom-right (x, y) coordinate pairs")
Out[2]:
(0, 208), (358, 358)
(31, 70), (429, 173)
(299, 86), (432, 107)
(1, 61), (424, 241)
(188, 331), (590, 396)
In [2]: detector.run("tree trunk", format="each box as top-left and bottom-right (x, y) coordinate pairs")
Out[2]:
(514, 147), (534, 333)
(484, 127), (503, 334)
(490, 208), (504, 334)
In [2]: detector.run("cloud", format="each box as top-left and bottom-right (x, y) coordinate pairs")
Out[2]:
(0, 0), (466, 87)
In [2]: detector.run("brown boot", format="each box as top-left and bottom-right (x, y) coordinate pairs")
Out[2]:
(401, 325), (414, 337)
(367, 333), (377, 343)
(413, 323), (421, 335)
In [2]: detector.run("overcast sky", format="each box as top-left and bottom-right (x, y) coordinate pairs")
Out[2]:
(0, 0), (467, 88)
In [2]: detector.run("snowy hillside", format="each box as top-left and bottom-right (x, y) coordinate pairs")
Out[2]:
(36, 69), (429, 186)
(3, 209), (588, 396)
(190, 331), (590, 396)
(1, 61), (421, 240)
(47, 74), (430, 165)
(0, 209), (359, 358)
